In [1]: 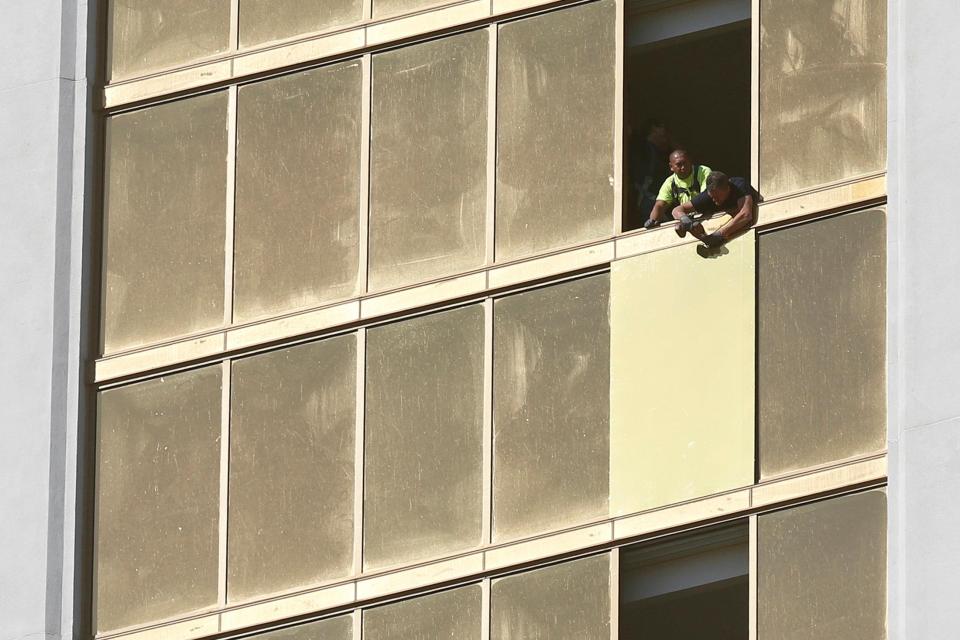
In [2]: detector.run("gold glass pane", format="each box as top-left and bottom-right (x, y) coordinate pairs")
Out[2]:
(234, 62), (362, 323)
(228, 335), (356, 603)
(108, 0), (231, 81)
(372, 0), (443, 19)
(369, 31), (488, 291)
(239, 0), (363, 48)
(610, 233), (755, 515)
(103, 92), (228, 354)
(255, 615), (354, 640)
(364, 305), (484, 570)
(493, 275), (609, 542)
(758, 490), (887, 639)
(95, 366), (222, 633)
(496, 1), (616, 262)
(759, 0), (886, 197)
(363, 585), (482, 640)
(758, 210), (886, 479)
(491, 554), (611, 640)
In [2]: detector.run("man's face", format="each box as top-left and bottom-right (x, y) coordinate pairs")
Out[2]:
(669, 153), (692, 178)
(708, 184), (731, 206)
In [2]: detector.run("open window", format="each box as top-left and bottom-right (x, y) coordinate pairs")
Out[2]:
(620, 522), (749, 638)
(623, 0), (751, 232)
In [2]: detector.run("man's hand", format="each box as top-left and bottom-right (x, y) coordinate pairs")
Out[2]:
(643, 218), (660, 230)
(702, 232), (725, 248)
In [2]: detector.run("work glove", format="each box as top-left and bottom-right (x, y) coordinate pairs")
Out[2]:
(702, 233), (725, 248)
(643, 218), (660, 230)
(678, 214), (695, 232)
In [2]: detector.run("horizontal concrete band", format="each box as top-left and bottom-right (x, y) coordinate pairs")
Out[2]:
(95, 174), (887, 385)
(104, 0), (583, 110)
(96, 453), (887, 640)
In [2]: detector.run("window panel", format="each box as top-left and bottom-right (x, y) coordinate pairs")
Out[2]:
(228, 335), (356, 603)
(491, 554), (611, 640)
(610, 233), (755, 515)
(372, 0), (444, 19)
(239, 0), (363, 48)
(758, 490), (887, 639)
(369, 31), (488, 291)
(363, 305), (484, 570)
(493, 275), (609, 542)
(103, 92), (228, 354)
(234, 62), (362, 323)
(363, 585), (482, 640)
(95, 366), (222, 633)
(254, 616), (354, 640)
(758, 210), (886, 479)
(108, 0), (231, 81)
(496, 1), (616, 262)
(759, 0), (886, 197)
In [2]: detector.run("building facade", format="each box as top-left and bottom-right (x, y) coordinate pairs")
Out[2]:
(1, 0), (957, 638)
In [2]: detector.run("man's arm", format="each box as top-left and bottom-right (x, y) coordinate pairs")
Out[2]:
(716, 194), (755, 240)
(645, 200), (672, 227)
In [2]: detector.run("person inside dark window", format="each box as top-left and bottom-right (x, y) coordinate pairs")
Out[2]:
(643, 149), (712, 230)
(628, 118), (672, 224)
(671, 171), (756, 256)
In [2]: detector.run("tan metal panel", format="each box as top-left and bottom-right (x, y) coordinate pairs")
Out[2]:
(758, 209), (886, 479)
(610, 232), (756, 516)
(363, 585), (482, 640)
(759, 0), (886, 197)
(238, 0), (363, 48)
(254, 615), (354, 640)
(758, 489), (887, 639)
(495, 1), (616, 262)
(372, 0), (444, 19)
(491, 554), (611, 640)
(492, 275), (609, 542)
(95, 366), (222, 633)
(369, 31), (488, 291)
(227, 335), (356, 603)
(363, 305), (484, 570)
(103, 92), (228, 354)
(234, 62), (362, 324)
(108, 0), (231, 81)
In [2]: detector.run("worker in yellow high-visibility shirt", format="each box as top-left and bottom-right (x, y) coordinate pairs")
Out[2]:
(643, 149), (712, 230)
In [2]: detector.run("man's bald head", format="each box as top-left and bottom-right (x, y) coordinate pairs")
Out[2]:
(668, 149), (693, 179)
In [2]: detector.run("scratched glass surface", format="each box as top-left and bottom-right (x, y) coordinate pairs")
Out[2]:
(239, 0), (363, 47)
(363, 585), (482, 640)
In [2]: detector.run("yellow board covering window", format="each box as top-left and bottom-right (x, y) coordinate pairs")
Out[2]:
(610, 233), (755, 515)
(239, 0), (363, 48)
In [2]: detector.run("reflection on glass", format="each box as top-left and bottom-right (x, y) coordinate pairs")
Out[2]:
(363, 585), (482, 640)
(493, 275), (610, 541)
(239, 0), (363, 48)
(760, 0), (886, 196)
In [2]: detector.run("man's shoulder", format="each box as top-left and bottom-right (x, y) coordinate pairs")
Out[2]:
(697, 165), (713, 179)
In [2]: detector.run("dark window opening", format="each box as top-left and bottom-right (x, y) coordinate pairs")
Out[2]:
(624, 1), (752, 232)
(620, 522), (749, 639)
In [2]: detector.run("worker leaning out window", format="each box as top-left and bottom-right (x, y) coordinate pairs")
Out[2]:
(643, 149), (712, 230)
(672, 171), (758, 257)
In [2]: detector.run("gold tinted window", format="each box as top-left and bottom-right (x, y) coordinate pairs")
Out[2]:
(759, 490), (887, 639)
(95, 366), (222, 633)
(493, 275), (609, 542)
(758, 210), (886, 478)
(108, 0), (231, 81)
(239, 0), (363, 48)
(496, 1), (616, 262)
(610, 234), (755, 515)
(254, 615), (354, 640)
(372, 0), (444, 19)
(234, 62), (362, 323)
(103, 92), (228, 354)
(491, 554), (611, 640)
(364, 305), (485, 570)
(228, 335), (356, 602)
(363, 585), (482, 640)
(369, 31), (488, 291)
(760, 0), (886, 196)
